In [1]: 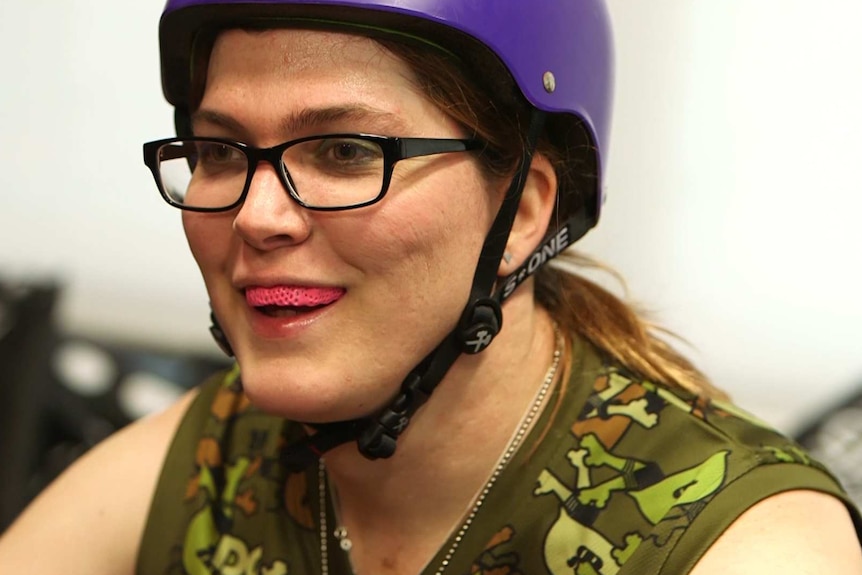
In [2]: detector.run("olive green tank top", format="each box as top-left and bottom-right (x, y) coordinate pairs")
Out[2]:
(137, 336), (861, 574)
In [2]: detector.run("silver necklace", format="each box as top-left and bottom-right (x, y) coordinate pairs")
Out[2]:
(319, 326), (563, 575)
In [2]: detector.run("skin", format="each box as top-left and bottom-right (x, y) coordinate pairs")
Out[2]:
(0, 389), (198, 574)
(185, 29), (563, 573)
(188, 29), (509, 424)
(0, 27), (859, 575)
(691, 490), (862, 574)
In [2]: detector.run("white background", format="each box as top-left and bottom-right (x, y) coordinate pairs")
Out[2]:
(1, 1), (860, 432)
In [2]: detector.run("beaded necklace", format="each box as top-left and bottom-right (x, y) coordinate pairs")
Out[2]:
(318, 326), (563, 575)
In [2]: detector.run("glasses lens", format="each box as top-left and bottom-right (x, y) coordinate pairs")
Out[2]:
(156, 140), (248, 209)
(284, 136), (385, 208)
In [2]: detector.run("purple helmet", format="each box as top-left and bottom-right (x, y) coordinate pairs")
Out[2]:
(155, 0), (615, 462)
(157, 0), (614, 220)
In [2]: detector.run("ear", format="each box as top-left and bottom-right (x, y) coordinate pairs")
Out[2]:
(498, 152), (558, 275)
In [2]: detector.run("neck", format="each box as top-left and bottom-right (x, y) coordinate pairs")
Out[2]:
(320, 290), (563, 574)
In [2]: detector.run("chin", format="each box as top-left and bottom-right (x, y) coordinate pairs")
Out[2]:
(235, 358), (387, 423)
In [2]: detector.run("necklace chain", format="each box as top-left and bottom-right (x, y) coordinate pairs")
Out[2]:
(319, 461), (330, 575)
(319, 326), (563, 575)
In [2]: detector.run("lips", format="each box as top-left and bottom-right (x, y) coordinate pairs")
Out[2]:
(245, 285), (345, 309)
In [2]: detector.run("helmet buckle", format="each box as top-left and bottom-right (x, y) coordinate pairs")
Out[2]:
(458, 298), (503, 354)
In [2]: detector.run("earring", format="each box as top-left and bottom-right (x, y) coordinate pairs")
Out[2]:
(503, 252), (513, 264)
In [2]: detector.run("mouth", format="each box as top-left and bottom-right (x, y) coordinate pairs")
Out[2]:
(254, 304), (324, 318)
(245, 285), (345, 318)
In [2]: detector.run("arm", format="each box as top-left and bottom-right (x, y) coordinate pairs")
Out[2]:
(691, 490), (862, 574)
(0, 388), (198, 575)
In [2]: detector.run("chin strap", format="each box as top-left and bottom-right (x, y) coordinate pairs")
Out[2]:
(209, 306), (235, 357)
(207, 109), (595, 472)
(352, 110), (548, 460)
(276, 110), (549, 470)
(353, 213), (594, 463)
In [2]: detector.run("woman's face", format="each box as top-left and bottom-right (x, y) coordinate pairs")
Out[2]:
(184, 28), (501, 422)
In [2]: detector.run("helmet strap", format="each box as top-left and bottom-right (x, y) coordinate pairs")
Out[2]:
(207, 108), (593, 470)
(276, 110), (549, 469)
(494, 211), (594, 304)
(209, 304), (235, 357)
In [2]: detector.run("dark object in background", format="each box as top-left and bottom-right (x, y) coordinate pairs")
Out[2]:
(0, 280), (59, 533)
(0, 279), (230, 532)
(796, 384), (862, 508)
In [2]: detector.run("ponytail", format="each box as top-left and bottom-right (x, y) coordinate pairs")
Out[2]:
(537, 251), (728, 400)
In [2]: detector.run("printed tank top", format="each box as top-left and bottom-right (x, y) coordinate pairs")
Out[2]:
(137, 335), (862, 574)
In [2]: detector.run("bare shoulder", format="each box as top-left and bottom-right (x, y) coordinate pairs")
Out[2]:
(691, 489), (862, 574)
(0, 387), (199, 575)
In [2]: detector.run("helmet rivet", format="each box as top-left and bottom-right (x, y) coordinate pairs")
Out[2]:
(543, 71), (556, 93)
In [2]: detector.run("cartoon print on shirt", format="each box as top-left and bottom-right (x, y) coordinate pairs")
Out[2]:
(627, 450), (729, 525)
(532, 364), (734, 574)
(183, 455), (289, 574)
(640, 380), (775, 430)
(534, 466), (642, 575)
(762, 444), (811, 465)
(572, 369), (666, 449)
(579, 372), (662, 429)
(209, 534), (289, 575)
(141, 352), (847, 575)
(470, 525), (523, 575)
(534, 441), (730, 573)
(566, 433), (665, 508)
(211, 368), (253, 420)
(176, 366), (292, 574)
(283, 467), (315, 530)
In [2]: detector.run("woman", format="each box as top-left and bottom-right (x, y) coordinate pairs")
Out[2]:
(1, 1), (860, 573)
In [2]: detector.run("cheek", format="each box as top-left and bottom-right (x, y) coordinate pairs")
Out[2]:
(340, 167), (496, 288)
(182, 212), (233, 277)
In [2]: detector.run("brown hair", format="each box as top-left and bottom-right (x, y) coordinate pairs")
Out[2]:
(188, 25), (725, 399)
(377, 37), (728, 400)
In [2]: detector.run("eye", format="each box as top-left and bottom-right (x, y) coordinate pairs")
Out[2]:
(197, 142), (244, 165)
(318, 138), (382, 165)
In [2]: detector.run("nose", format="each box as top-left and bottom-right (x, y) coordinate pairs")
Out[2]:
(232, 161), (312, 250)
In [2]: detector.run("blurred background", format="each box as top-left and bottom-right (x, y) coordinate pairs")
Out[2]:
(1, 1), (861, 526)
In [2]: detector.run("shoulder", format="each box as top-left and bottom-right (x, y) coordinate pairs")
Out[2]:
(574, 357), (828, 477)
(558, 354), (862, 572)
(691, 489), (862, 574)
(0, 386), (199, 575)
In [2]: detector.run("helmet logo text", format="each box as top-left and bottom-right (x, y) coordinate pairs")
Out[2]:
(501, 226), (571, 300)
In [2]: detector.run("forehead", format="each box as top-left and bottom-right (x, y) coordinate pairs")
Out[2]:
(205, 28), (415, 93)
(199, 28), (434, 135)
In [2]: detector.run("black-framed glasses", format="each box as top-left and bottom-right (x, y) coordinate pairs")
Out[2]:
(142, 134), (483, 212)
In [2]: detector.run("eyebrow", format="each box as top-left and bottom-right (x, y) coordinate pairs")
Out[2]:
(190, 105), (409, 139)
